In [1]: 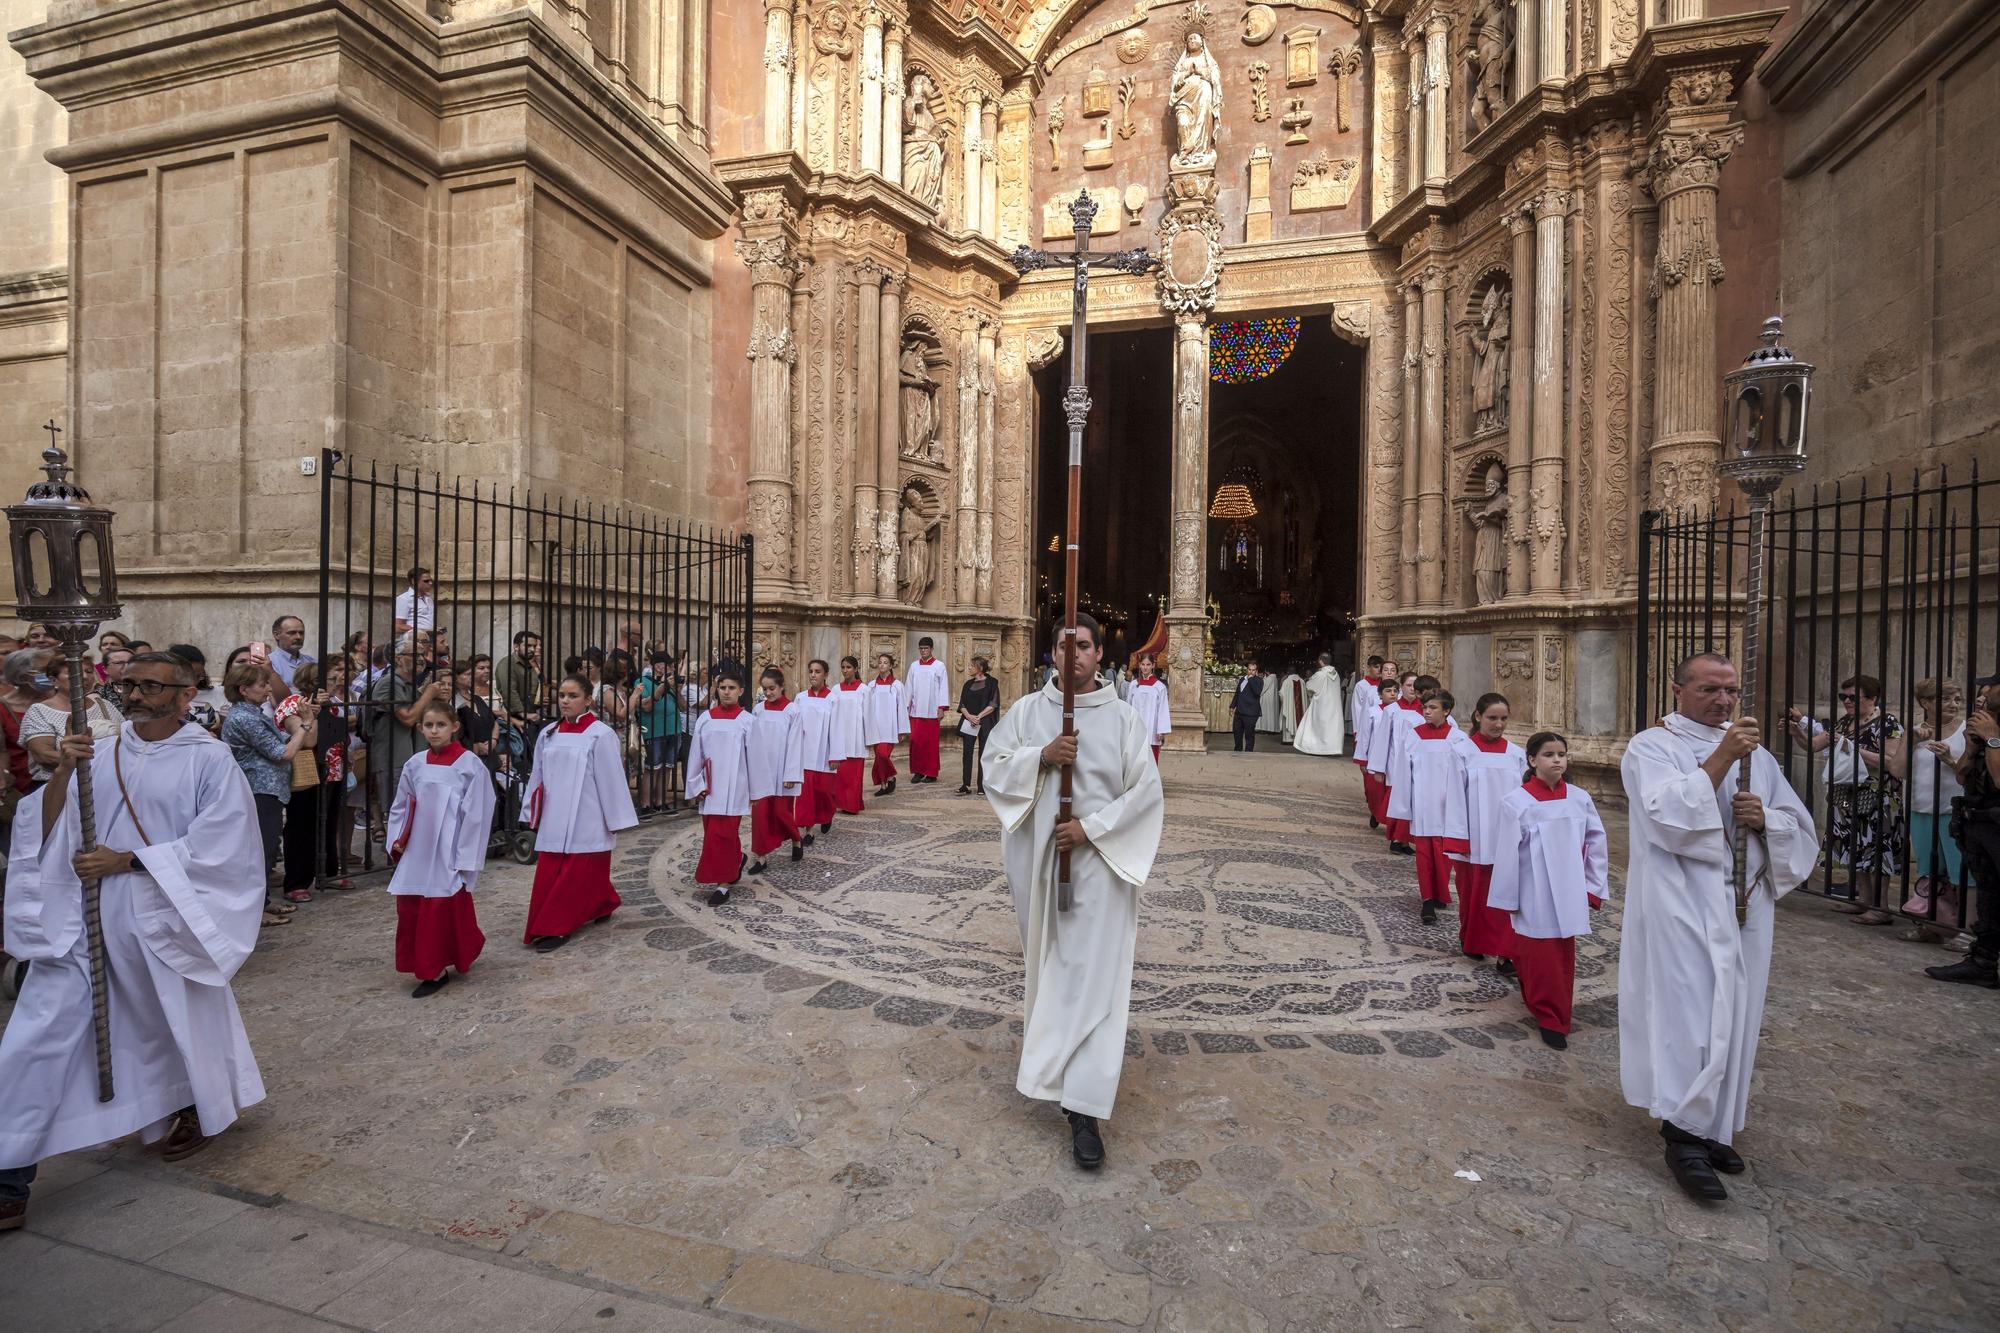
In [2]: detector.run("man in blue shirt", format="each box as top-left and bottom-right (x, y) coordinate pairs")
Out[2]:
(268, 615), (314, 691)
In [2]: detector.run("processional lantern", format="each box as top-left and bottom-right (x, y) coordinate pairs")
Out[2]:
(1715, 319), (1814, 928)
(8, 420), (121, 1101)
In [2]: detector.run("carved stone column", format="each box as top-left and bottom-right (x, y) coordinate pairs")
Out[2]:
(1647, 86), (1739, 516)
(1423, 15), (1451, 181)
(1517, 0), (1538, 90)
(882, 25), (904, 188)
(962, 91), (984, 235)
(1418, 263), (1447, 605)
(1505, 207), (1535, 599)
(762, 0), (795, 154)
(1405, 37), (1425, 195)
(854, 262), (883, 598)
(789, 3), (811, 155)
(1369, 24), (1409, 216)
(789, 268), (812, 588)
(976, 317), (997, 606)
(981, 102), (1000, 242)
(1399, 278), (1421, 606)
(1541, 0), (1566, 84)
(1663, 0), (1703, 21)
(859, 6), (884, 175)
(737, 225), (802, 598)
(956, 311), (981, 603)
(1530, 188), (1569, 593)
(878, 271), (905, 598)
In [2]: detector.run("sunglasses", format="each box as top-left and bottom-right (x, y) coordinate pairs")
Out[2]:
(1839, 692), (1858, 702)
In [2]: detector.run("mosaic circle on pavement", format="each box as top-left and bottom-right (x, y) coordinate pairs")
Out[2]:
(647, 762), (1620, 1041)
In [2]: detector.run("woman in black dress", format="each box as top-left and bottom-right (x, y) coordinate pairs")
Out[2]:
(957, 655), (1001, 794)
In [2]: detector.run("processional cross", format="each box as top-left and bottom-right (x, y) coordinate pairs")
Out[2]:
(1008, 189), (1160, 913)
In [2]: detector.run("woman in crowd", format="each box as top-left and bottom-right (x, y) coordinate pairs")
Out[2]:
(221, 662), (318, 927)
(275, 664), (325, 904)
(956, 655), (1000, 795)
(19, 654), (119, 789)
(0, 649), (53, 799)
(317, 656), (357, 879)
(1888, 678), (1968, 943)
(93, 631), (129, 683)
(1790, 673), (1907, 924)
(521, 674), (638, 952)
(452, 657), (498, 759)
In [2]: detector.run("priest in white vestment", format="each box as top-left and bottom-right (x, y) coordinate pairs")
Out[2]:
(0, 653), (266, 1226)
(984, 614), (1163, 1170)
(1257, 661), (1284, 734)
(1620, 652), (1818, 1202)
(1293, 654), (1345, 757)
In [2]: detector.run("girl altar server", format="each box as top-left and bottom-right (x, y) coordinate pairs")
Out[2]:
(385, 698), (494, 997)
(1486, 731), (1610, 1050)
(863, 652), (908, 797)
(829, 656), (868, 815)
(1451, 693), (1525, 969)
(1126, 653), (1171, 761)
(1393, 687), (1465, 924)
(748, 667), (807, 871)
(792, 659), (839, 839)
(522, 674), (639, 952)
(686, 669), (754, 903)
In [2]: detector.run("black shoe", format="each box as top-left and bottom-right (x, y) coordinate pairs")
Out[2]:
(1925, 956), (2000, 988)
(1704, 1138), (1745, 1174)
(804, 834), (815, 847)
(749, 860), (767, 876)
(1463, 950), (1485, 961)
(885, 778), (896, 795)
(1496, 958), (1517, 977)
(790, 842), (804, 862)
(1065, 1110), (1104, 1170)
(1661, 1123), (1728, 1201)
(820, 821), (833, 834)
(958, 784), (972, 794)
(411, 973), (451, 999)
(706, 888), (731, 906)
(533, 935), (568, 954)
(1421, 901), (1438, 925)
(1368, 815), (1380, 829)
(1538, 1026), (1568, 1050)
(1390, 842), (1415, 856)
(637, 807), (655, 822)
(593, 913), (613, 924)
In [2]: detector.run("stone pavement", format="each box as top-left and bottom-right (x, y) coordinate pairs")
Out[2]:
(4, 747), (1997, 1331)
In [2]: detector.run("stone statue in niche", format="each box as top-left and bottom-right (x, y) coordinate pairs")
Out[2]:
(1468, 462), (1509, 605)
(898, 486), (940, 605)
(903, 72), (945, 208)
(1463, 0), (1513, 137)
(1169, 31), (1222, 169)
(1469, 284), (1509, 433)
(899, 339), (941, 459)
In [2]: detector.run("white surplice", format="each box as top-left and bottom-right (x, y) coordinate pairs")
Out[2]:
(792, 689), (839, 774)
(525, 718), (639, 852)
(1452, 734), (1527, 866)
(1349, 676), (1382, 759)
(385, 749), (495, 898)
(1396, 723), (1468, 838)
(748, 699), (806, 799)
(906, 658), (951, 719)
(1125, 677), (1171, 744)
(1257, 669), (1283, 734)
(1277, 674), (1304, 743)
(685, 707), (755, 815)
(1363, 700), (1400, 776)
(1619, 713), (1819, 1144)
(1382, 710), (1440, 822)
(828, 681), (867, 761)
(1486, 783), (1609, 938)
(1293, 667), (1346, 756)
(983, 681), (1164, 1120)
(0, 723), (266, 1167)
(862, 677), (908, 747)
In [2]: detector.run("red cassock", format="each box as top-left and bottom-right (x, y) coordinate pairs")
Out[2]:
(798, 768), (836, 828)
(871, 743), (897, 785)
(1455, 862), (1519, 956)
(1514, 934), (1576, 1033)
(1364, 772), (1390, 826)
(836, 758), (866, 813)
(525, 851), (619, 939)
(397, 892), (485, 980)
(521, 716), (638, 942)
(1412, 836), (1457, 905)
(908, 716), (941, 778)
(750, 796), (801, 857)
(697, 815), (745, 883)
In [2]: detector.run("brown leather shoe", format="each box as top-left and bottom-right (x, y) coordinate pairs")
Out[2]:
(0, 1198), (24, 1231)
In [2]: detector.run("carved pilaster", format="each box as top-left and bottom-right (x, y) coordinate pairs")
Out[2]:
(859, 5), (885, 175)
(955, 310), (981, 603)
(1504, 207), (1535, 599)
(1398, 278), (1421, 607)
(877, 269), (905, 596)
(881, 24), (904, 187)
(1418, 263), (1447, 606)
(1530, 188), (1569, 593)
(1368, 25), (1409, 214)
(976, 317), (997, 607)
(1165, 310), (1211, 749)
(852, 261), (884, 597)
(735, 191), (803, 595)
(962, 90), (984, 235)
(1422, 14), (1451, 182)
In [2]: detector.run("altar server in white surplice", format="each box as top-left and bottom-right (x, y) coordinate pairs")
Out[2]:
(1293, 654), (1346, 757)
(1125, 653), (1171, 760)
(863, 653), (909, 796)
(983, 614), (1163, 1173)
(384, 698), (495, 998)
(1351, 657), (1391, 778)
(792, 659), (840, 837)
(1619, 652), (1818, 1204)
(0, 653), (267, 1228)
(748, 667), (807, 872)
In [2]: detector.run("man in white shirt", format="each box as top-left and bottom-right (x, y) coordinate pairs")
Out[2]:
(393, 566), (436, 636)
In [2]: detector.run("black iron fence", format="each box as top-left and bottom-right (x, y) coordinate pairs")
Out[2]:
(315, 449), (752, 873)
(1636, 464), (1999, 923)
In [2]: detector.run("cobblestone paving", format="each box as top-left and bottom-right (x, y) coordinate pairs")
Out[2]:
(16, 748), (1998, 1331)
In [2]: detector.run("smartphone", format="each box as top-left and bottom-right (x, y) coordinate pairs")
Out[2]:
(249, 640), (269, 662)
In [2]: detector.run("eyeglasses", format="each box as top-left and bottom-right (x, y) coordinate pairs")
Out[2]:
(125, 679), (187, 696)
(1839, 692), (1858, 702)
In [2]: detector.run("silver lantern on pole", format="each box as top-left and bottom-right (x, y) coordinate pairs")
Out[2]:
(8, 421), (122, 1100)
(1717, 318), (1813, 926)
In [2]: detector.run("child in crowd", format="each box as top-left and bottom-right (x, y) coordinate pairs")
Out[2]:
(863, 652), (907, 797)
(1451, 693), (1525, 970)
(385, 698), (494, 997)
(1397, 686), (1464, 925)
(748, 667), (806, 872)
(685, 669), (754, 905)
(1126, 653), (1170, 761)
(1486, 731), (1609, 1049)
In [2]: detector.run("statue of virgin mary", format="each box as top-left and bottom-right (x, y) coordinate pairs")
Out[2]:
(1169, 31), (1222, 169)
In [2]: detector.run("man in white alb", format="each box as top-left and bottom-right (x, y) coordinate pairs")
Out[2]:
(983, 614), (1164, 1170)
(1620, 652), (1818, 1202)
(1293, 653), (1345, 757)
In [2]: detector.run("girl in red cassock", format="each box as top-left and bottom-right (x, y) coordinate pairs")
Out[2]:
(385, 698), (495, 997)
(522, 674), (638, 952)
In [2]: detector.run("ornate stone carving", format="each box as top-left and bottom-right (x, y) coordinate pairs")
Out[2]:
(814, 2), (853, 55)
(1117, 30), (1150, 64)
(1496, 636), (1535, 681)
(1331, 300), (1368, 345)
(896, 483), (940, 604)
(1283, 25), (1321, 87)
(903, 71), (945, 209)
(1469, 282), (1509, 433)
(734, 234), (801, 291)
(1466, 460), (1509, 605)
(1122, 183), (1148, 225)
(1156, 207), (1224, 317)
(1647, 127), (1740, 198)
(1248, 61), (1273, 123)
(1171, 512), (1203, 602)
(748, 489), (792, 578)
(877, 505), (899, 592)
(1047, 95), (1065, 170)
(899, 334), (942, 460)
(1043, 188), (1121, 238)
(1026, 328), (1066, 370)
(1082, 64), (1112, 117)
(1327, 44), (1361, 133)
(1241, 3), (1275, 45)
(1461, 0), (1512, 138)
(1245, 146), (1273, 243)
(1116, 75), (1138, 139)
(1289, 155), (1359, 212)
(1169, 8), (1222, 169)
(1664, 68), (1734, 112)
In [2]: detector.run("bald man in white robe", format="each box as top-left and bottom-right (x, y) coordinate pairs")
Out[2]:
(1620, 652), (1817, 1202)
(984, 615), (1163, 1170)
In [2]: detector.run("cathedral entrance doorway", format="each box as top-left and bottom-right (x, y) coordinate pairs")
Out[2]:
(1204, 314), (1364, 679)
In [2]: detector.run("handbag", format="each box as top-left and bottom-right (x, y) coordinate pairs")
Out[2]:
(1900, 875), (1962, 929)
(1819, 734), (1866, 787)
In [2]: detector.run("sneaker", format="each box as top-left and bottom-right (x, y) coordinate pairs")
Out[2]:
(1945, 933), (1974, 954)
(1924, 956), (1999, 989)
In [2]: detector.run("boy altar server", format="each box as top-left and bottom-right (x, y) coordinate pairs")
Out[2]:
(983, 614), (1164, 1172)
(749, 667), (807, 871)
(1393, 687), (1465, 923)
(864, 652), (908, 797)
(793, 659), (839, 837)
(1126, 653), (1171, 760)
(1452, 692), (1525, 968)
(1376, 673), (1429, 854)
(1361, 678), (1397, 830)
(1619, 652), (1817, 1203)
(1487, 731), (1609, 1050)
(686, 670), (755, 903)
(829, 656), (868, 815)
(905, 638), (951, 784)
(385, 697), (496, 997)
